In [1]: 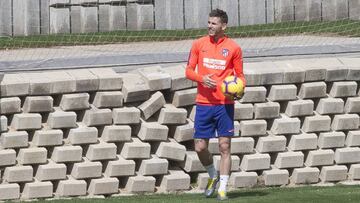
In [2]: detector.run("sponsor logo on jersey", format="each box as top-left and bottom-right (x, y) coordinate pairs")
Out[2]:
(203, 58), (226, 70)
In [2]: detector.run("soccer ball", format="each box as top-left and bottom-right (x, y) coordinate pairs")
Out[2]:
(220, 76), (244, 99)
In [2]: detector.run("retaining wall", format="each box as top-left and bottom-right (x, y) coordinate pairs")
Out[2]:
(1, 57), (360, 200)
(1, 0), (360, 36)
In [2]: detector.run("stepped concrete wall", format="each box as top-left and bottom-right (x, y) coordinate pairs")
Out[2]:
(0, 0), (359, 36)
(1, 57), (360, 199)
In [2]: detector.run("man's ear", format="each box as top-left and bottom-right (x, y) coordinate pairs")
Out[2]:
(222, 23), (227, 31)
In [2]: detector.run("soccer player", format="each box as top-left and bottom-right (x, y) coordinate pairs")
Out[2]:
(185, 9), (246, 200)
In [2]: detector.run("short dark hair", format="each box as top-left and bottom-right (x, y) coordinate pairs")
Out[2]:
(209, 9), (228, 24)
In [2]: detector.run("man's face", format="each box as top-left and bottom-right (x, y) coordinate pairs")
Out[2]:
(208, 17), (226, 37)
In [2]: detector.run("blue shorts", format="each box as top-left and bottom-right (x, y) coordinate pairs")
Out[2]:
(194, 104), (235, 139)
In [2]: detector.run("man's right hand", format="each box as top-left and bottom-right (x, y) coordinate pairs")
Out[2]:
(202, 74), (217, 89)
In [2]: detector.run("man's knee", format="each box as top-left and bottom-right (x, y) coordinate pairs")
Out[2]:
(218, 138), (231, 155)
(194, 139), (208, 153)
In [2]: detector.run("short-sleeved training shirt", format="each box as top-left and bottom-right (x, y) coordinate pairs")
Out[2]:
(186, 35), (245, 105)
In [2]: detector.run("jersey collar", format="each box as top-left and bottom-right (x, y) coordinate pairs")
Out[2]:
(209, 35), (227, 44)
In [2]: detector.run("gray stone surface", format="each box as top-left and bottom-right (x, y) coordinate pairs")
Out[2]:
(13, 0), (40, 36)
(23, 96), (53, 113)
(138, 91), (166, 120)
(294, 0), (321, 21)
(240, 86), (267, 103)
(120, 73), (150, 103)
(212, 0), (239, 26)
(154, 0), (184, 30)
(50, 1), (70, 34)
(11, 113), (42, 130)
(113, 106), (141, 124)
(239, 0), (266, 25)
(126, 3), (154, 30)
(315, 98), (344, 115)
(0, 0), (12, 36)
(285, 99), (314, 117)
(60, 93), (90, 111)
(322, 0), (348, 21)
(274, 0), (295, 22)
(47, 111), (77, 129)
(184, 0), (211, 29)
(0, 97), (21, 115)
(83, 108), (112, 127)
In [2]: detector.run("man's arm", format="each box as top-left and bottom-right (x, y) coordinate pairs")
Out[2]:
(233, 47), (246, 87)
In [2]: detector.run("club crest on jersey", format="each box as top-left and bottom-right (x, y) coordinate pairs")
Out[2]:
(222, 48), (229, 57)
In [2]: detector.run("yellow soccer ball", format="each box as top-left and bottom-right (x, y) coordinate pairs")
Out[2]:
(221, 76), (244, 99)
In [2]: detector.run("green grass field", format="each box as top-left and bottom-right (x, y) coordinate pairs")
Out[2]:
(1, 20), (360, 49)
(34, 185), (360, 203)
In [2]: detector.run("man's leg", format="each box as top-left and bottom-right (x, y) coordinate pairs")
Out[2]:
(195, 138), (219, 197)
(218, 136), (231, 200)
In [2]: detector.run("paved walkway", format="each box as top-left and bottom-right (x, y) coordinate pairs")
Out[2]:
(1, 35), (360, 72)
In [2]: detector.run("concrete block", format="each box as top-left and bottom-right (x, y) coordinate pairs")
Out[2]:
(213, 155), (240, 171)
(35, 162), (67, 181)
(86, 142), (117, 161)
(126, 3), (154, 30)
(180, 151), (206, 172)
(124, 175), (155, 193)
(0, 97), (21, 114)
(329, 81), (357, 98)
(288, 133), (318, 151)
(11, 113), (42, 130)
(274, 60), (306, 83)
(254, 102), (280, 119)
(345, 97), (360, 113)
(346, 130), (360, 147)
(138, 155), (168, 175)
(0, 184), (20, 200)
(113, 107), (141, 124)
(101, 125), (131, 143)
(104, 155), (136, 177)
(298, 82), (327, 99)
(256, 135), (287, 153)
(244, 62), (284, 85)
(159, 169), (191, 191)
(305, 149), (334, 167)
(47, 70), (76, 94)
(170, 119), (194, 142)
(301, 115), (331, 133)
(184, 0), (211, 29)
(163, 64), (193, 91)
(240, 86), (267, 103)
(83, 108), (112, 127)
(262, 169), (289, 186)
(89, 68), (123, 91)
(268, 85), (297, 101)
(66, 69), (99, 92)
(50, 5), (71, 34)
(322, 0), (348, 21)
(294, 0), (321, 21)
(331, 114), (360, 131)
(23, 96), (53, 113)
(154, 0), (184, 30)
(22, 181), (53, 199)
(0, 149), (16, 167)
(80, 5), (98, 33)
(20, 73), (51, 95)
(47, 111), (77, 129)
(88, 178), (119, 195)
(318, 131), (345, 149)
(68, 125), (98, 145)
(229, 172), (257, 188)
(316, 98), (344, 115)
(212, 0), (239, 26)
(171, 88), (197, 107)
(13, 0), (40, 36)
(4, 166), (33, 183)
(0, 74), (29, 97)
(274, 151), (304, 169)
(93, 91), (123, 108)
(120, 138), (151, 159)
(319, 165), (348, 182)
(338, 57), (360, 79)
(138, 91), (166, 120)
(138, 120), (168, 141)
(240, 153), (271, 171)
(99, 4), (126, 32)
(349, 164), (360, 180)
(51, 146), (83, 163)
(196, 173), (210, 189)
(285, 99), (314, 117)
(17, 148), (47, 165)
(291, 167), (320, 184)
(274, 0), (294, 22)
(158, 104), (187, 124)
(156, 139), (186, 161)
(0, 131), (28, 149)
(239, 120), (267, 137)
(334, 147), (360, 164)
(134, 66), (171, 91)
(234, 102), (253, 120)
(0, 115), (7, 132)
(56, 179), (87, 197)
(120, 73), (150, 103)
(230, 137), (255, 154)
(71, 161), (102, 179)
(270, 115), (301, 135)
(0, 0), (12, 36)
(60, 93), (90, 111)
(32, 130), (63, 147)
(239, 0), (266, 25)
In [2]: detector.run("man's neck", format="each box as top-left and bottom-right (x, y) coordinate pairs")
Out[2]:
(211, 33), (225, 43)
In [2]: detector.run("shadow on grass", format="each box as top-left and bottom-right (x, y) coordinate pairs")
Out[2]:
(228, 190), (269, 199)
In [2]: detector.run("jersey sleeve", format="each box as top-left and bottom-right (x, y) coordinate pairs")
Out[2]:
(233, 46), (246, 87)
(185, 40), (203, 83)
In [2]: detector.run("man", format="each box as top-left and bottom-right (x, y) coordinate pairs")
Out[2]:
(185, 9), (246, 200)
